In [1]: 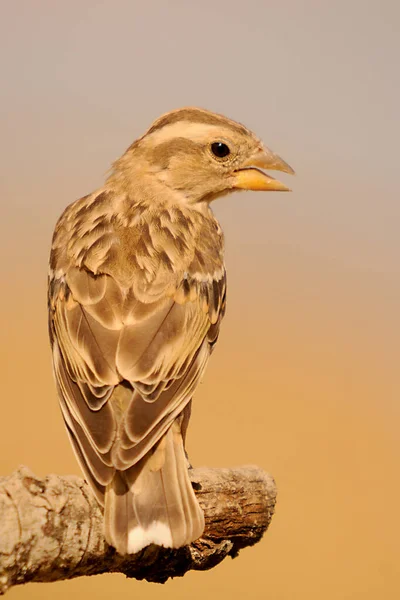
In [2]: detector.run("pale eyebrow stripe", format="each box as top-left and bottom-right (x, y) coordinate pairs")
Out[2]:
(143, 122), (233, 146)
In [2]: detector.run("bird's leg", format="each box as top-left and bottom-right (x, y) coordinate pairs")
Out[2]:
(180, 401), (193, 469)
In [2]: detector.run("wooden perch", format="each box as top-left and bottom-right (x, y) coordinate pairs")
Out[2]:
(0, 465), (276, 594)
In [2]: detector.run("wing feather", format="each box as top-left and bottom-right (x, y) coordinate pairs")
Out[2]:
(49, 197), (226, 506)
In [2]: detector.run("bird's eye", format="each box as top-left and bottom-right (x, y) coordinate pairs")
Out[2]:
(211, 142), (231, 159)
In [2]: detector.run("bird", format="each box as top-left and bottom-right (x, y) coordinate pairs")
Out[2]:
(48, 107), (294, 555)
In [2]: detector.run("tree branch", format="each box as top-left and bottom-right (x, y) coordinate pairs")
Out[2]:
(0, 465), (276, 594)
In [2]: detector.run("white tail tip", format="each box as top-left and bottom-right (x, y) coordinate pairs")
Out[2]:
(127, 521), (174, 554)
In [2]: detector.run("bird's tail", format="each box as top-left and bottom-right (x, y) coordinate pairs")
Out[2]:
(104, 419), (204, 555)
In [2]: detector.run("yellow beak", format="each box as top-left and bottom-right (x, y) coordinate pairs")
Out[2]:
(233, 146), (295, 192)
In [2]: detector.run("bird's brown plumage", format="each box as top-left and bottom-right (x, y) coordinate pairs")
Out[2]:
(48, 107), (292, 554)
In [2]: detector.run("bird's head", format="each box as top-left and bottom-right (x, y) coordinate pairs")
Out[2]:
(112, 107), (294, 204)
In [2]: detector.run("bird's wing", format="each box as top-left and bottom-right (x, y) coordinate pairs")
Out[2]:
(49, 251), (226, 503)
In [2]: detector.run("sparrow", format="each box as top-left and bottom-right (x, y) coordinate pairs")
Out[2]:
(48, 107), (294, 555)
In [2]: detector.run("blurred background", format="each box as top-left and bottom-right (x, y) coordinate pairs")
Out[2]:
(1, 1), (399, 598)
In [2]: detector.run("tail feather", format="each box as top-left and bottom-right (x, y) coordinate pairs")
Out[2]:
(104, 419), (204, 555)
(104, 469), (129, 552)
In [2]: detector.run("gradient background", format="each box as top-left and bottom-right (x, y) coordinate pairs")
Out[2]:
(1, 1), (399, 598)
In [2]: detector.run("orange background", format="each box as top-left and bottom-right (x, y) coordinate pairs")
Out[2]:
(1, 1), (399, 598)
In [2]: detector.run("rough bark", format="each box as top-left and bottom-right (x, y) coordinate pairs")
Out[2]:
(0, 465), (276, 594)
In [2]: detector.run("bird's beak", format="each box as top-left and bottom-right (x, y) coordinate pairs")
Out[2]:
(233, 146), (295, 192)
